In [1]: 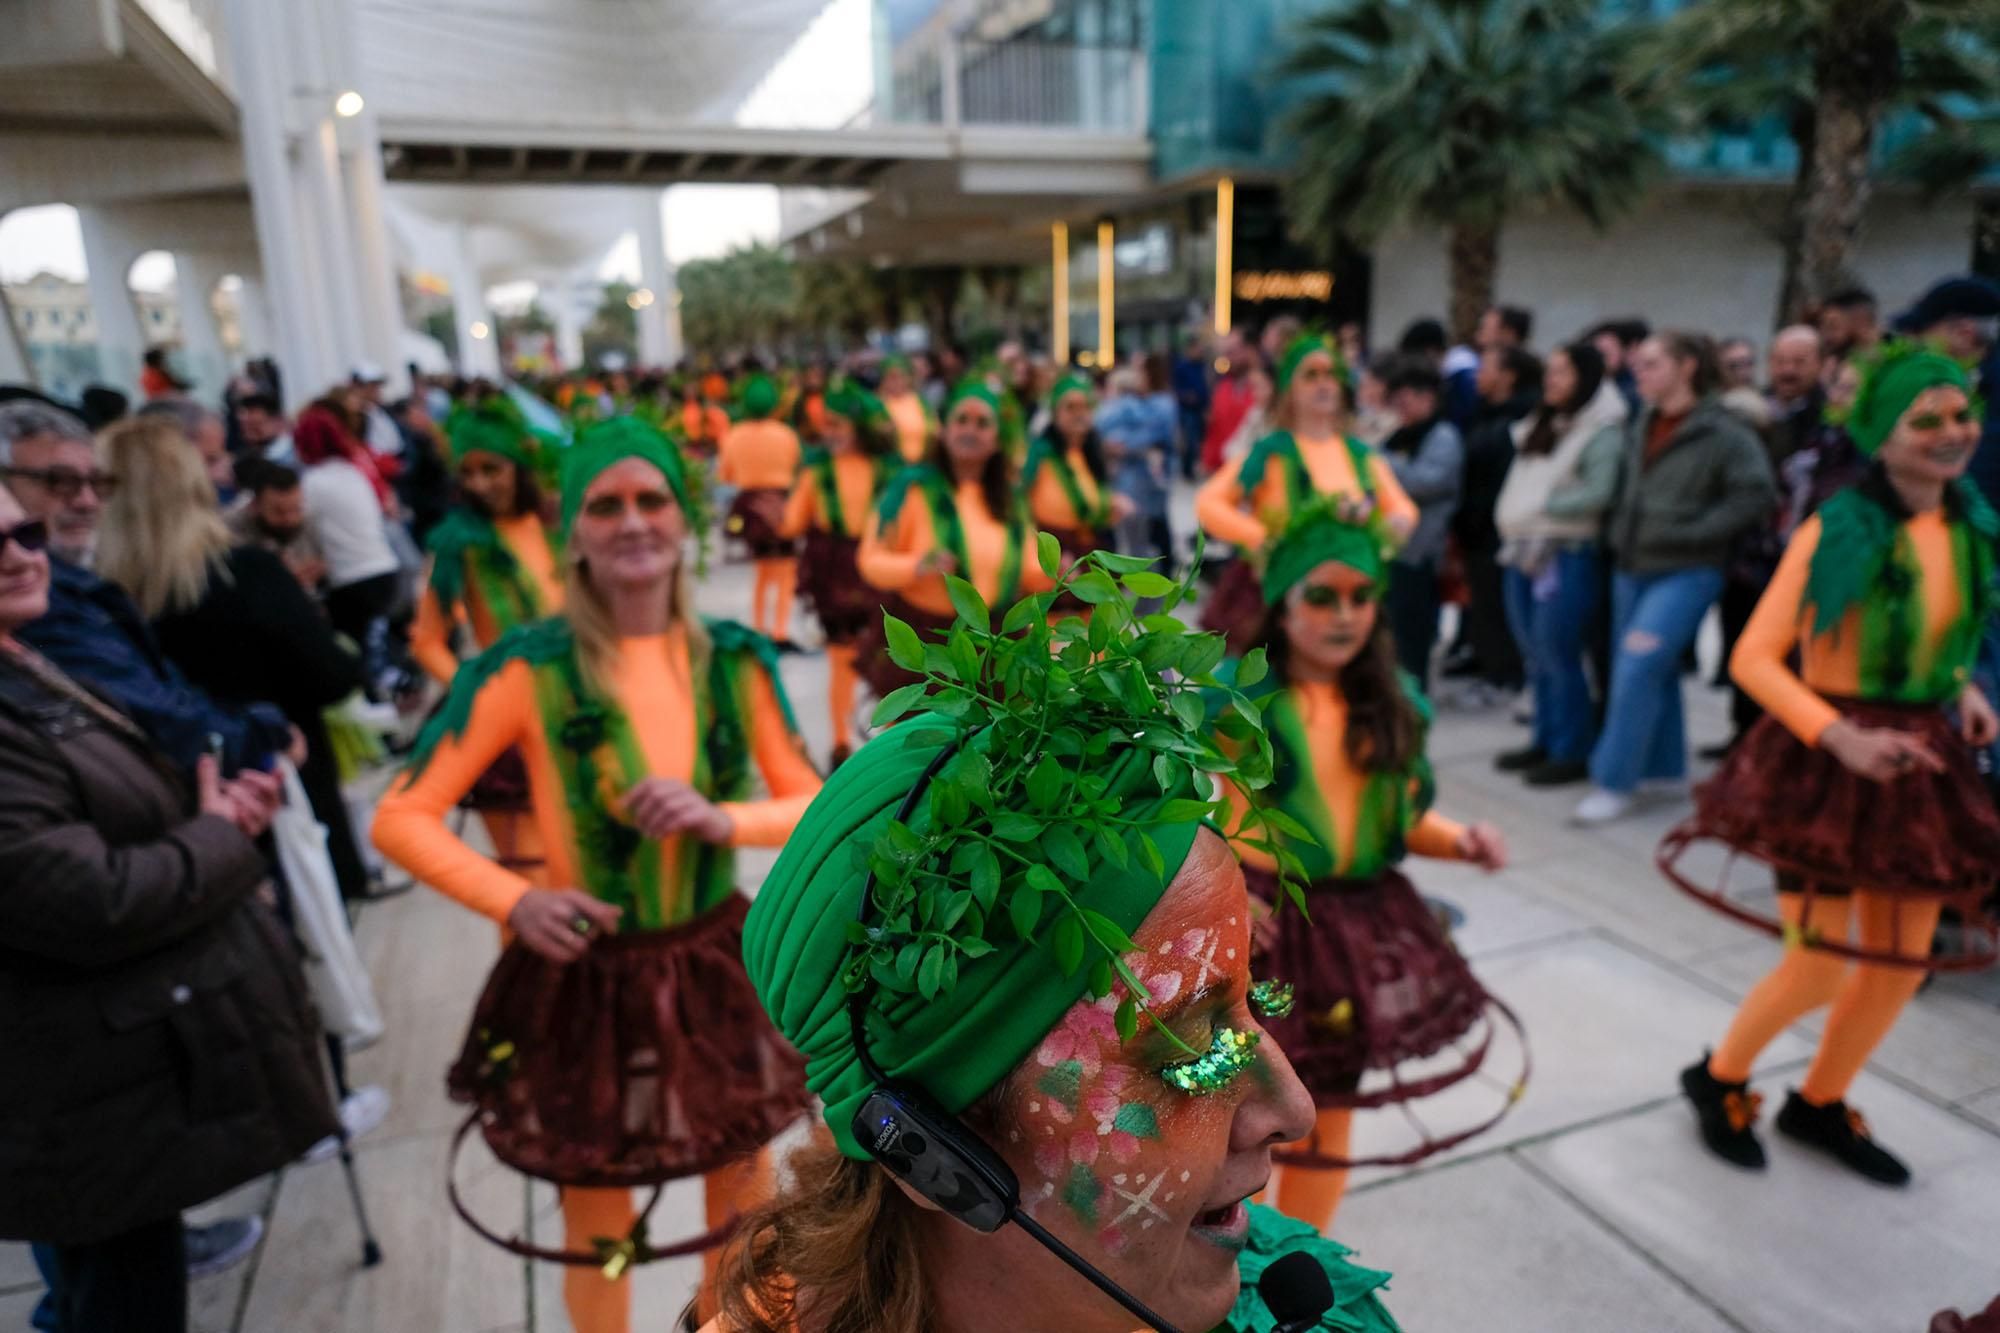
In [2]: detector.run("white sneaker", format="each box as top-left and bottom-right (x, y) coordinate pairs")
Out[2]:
(1511, 690), (1535, 726)
(1571, 788), (1634, 826)
(301, 1084), (392, 1163)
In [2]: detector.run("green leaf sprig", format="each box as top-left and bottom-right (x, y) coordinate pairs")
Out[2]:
(840, 533), (1316, 1054)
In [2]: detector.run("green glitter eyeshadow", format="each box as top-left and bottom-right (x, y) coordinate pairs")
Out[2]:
(1160, 1026), (1262, 1095)
(1249, 979), (1295, 1020)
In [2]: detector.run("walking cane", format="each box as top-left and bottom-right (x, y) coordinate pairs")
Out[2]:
(324, 1034), (385, 1267)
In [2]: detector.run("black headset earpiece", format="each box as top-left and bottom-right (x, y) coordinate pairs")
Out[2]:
(846, 739), (1184, 1333)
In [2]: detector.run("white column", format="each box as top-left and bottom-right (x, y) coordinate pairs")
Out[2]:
(235, 273), (276, 361)
(172, 252), (230, 396)
(632, 191), (678, 367)
(302, 117), (368, 376)
(222, 0), (340, 408)
(76, 207), (146, 397)
(341, 124), (405, 392)
(450, 225), (500, 378)
(0, 286), (33, 387)
(552, 273), (586, 371)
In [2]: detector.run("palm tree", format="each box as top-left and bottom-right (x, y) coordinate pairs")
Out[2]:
(1275, 0), (1663, 341)
(1639, 0), (2000, 325)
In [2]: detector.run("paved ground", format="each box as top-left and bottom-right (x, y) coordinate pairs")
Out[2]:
(8, 520), (1999, 1332)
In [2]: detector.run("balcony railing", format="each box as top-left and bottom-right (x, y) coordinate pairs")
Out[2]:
(887, 36), (1147, 134)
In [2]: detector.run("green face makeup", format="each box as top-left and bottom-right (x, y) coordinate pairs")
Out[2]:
(1249, 979), (1295, 1020)
(1161, 1026), (1262, 1095)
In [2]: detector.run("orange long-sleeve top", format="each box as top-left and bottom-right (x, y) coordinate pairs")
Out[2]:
(1027, 446), (1106, 533)
(409, 512), (565, 685)
(372, 624), (821, 928)
(1222, 680), (1464, 879)
(780, 451), (879, 540)
(718, 419), (803, 491)
(885, 394), (931, 465)
(1195, 433), (1417, 551)
(1730, 510), (1969, 747)
(857, 478), (1056, 618)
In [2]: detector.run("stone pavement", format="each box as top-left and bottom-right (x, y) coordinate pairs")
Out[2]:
(7, 546), (1998, 1333)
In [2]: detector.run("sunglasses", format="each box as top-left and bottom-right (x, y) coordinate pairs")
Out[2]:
(2, 465), (119, 500)
(0, 518), (49, 554)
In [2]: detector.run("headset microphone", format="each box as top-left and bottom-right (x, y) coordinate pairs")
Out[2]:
(847, 741), (1186, 1333)
(1259, 1250), (1335, 1332)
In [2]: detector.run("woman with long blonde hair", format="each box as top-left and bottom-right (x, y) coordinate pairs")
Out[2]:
(372, 417), (822, 1333)
(96, 414), (372, 898)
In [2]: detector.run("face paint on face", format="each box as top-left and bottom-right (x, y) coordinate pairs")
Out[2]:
(1055, 390), (1094, 441)
(572, 458), (685, 592)
(1879, 384), (1981, 487)
(944, 399), (1000, 466)
(994, 831), (1314, 1332)
(1282, 560), (1379, 679)
(1288, 352), (1342, 423)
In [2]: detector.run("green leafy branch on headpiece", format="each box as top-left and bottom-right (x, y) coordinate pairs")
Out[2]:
(840, 535), (1315, 1054)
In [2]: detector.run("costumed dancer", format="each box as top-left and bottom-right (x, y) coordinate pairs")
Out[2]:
(718, 373), (803, 645)
(879, 353), (937, 465)
(410, 404), (566, 878)
(1223, 503), (1523, 1231)
(680, 377), (730, 459)
(1663, 341), (2000, 1185)
(699, 552), (1400, 1333)
(1195, 332), (1418, 650)
(372, 419), (822, 1333)
(854, 378), (1054, 698)
(779, 377), (891, 769)
(1024, 370), (1127, 563)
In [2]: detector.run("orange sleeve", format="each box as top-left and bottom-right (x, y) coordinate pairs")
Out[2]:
(1195, 456), (1267, 550)
(858, 503), (925, 592)
(1730, 517), (1840, 746)
(1406, 809), (1468, 861)
(371, 661), (537, 925)
(1368, 454), (1419, 541)
(410, 577), (461, 686)
(779, 474), (818, 540)
(720, 663), (824, 846)
(716, 425), (746, 486)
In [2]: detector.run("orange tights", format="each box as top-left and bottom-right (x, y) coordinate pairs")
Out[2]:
(752, 559), (797, 641)
(1709, 890), (1941, 1105)
(826, 642), (858, 751)
(1260, 1107), (1354, 1233)
(559, 1150), (771, 1333)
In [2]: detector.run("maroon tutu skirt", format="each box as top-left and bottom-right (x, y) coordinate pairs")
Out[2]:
(1659, 701), (2000, 968)
(853, 595), (959, 700)
(1246, 865), (1526, 1167)
(447, 894), (807, 1189)
(463, 746), (531, 813)
(726, 488), (795, 559)
(798, 529), (882, 643)
(1200, 559), (1268, 654)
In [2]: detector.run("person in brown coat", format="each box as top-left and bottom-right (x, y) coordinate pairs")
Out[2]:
(0, 482), (337, 1333)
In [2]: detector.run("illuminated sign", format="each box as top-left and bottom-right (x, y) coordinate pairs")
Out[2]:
(1234, 271), (1334, 302)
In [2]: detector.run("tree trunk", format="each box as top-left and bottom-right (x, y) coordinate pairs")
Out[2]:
(1774, 107), (1818, 330)
(1447, 223), (1499, 345)
(1795, 14), (1898, 315)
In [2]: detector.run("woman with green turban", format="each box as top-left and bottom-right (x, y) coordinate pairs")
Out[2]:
(1213, 501), (1520, 1233)
(779, 376), (894, 766)
(1666, 339), (2000, 1187)
(373, 417), (823, 1333)
(720, 371), (805, 644)
(1023, 371), (1128, 561)
(854, 377), (1054, 698)
(701, 552), (1400, 1333)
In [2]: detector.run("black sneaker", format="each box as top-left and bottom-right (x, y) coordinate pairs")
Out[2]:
(1775, 1091), (1911, 1186)
(1495, 745), (1548, 773)
(1524, 758), (1591, 787)
(1680, 1055), (1767, 1170)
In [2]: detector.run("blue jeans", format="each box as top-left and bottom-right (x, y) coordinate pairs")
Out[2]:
(1589, 566), (1725, 793)
(1976, 616), (2000, 791)
(1503, 546), (1603, 763)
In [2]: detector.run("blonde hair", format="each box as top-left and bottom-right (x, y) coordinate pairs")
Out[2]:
(563, 546), (708, 699)
(96, 416), (233, 618)
(1270, 357), (1352, 438)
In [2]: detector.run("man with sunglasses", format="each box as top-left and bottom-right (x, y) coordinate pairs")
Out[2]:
(0, 400), (295, 777)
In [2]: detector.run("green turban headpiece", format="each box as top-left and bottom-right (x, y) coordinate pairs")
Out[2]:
(739, 373), (781, 421)
(1262, 501), (1393, 604)
(743, 546), (1296, 1159)
(1048, 371), (1097, 410)
(561, 417), (691, 540)
(823, 376), (894, 452)
(1846, 339), (1980, 456)
(942, 377), (1026, 458)
(1274, 331), (1347, 401)
(447, 404), (539, 471)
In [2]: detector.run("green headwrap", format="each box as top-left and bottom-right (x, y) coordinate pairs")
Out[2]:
(447, 404), (538, 471)
(1845, 339), (1980, 455)
(1274, 331), (1347, 400)
(944, 377), (1003, 422)
(823, 376), (894, 453)
(1261, 501), (1393, 604)
(560, 416), (691, 539)
(1048, 371), (1096, 410)
(739, 372), (781, 421)
(943, 377), (1026, 460)
(743, 543), (1299, 1159)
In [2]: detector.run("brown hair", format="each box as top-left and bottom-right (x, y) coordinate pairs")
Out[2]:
(1253, 597), (1420, 775)
(923, 431), (1013, 526)
(1657, 330), (1723, 398)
